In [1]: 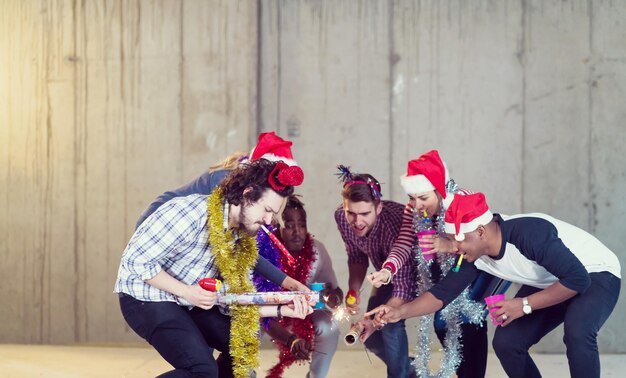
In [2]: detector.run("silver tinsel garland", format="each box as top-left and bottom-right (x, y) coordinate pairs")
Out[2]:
(411, 180), (485, 378)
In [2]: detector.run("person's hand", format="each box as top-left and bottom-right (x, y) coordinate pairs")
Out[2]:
(364, 304), (403, 325)
(354, 318), (378, 343)
(345, 290), (360, 315)
(418, 234), (457, 255)
(288, 336), (312, 359)
(282, 295), (314, 319)
(367, 269), (392, 288)
(489, 297), (524, 327)
(184, 285), (217, 310)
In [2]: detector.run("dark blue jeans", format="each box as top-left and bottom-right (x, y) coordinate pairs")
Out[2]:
(119, 294), (234, 378)
(492, 272), (620, 378)
(364, 284), (413, 378)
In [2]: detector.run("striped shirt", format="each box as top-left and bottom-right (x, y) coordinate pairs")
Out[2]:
(114, 194), (220, 305)
(384, 188), (473, 273)
(334, 200), (415, 301)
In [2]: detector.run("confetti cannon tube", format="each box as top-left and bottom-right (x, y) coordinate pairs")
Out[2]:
(216, 291), (320, 307)
(344, 322), (365, 346)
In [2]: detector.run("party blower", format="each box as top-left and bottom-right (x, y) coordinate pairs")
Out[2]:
(199, 278), (325, 307)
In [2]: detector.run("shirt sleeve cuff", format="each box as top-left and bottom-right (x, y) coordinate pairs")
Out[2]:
(139, 264), (161, 281)
(383, 261), (397, 275)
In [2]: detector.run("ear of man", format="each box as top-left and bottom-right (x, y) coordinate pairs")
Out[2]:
(375, 201), (383, 215)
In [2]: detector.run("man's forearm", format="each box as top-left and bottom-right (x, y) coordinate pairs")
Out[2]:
(145, 270), (188, 297)
(348, 263), (368, 292)
(385, 296), (406, 308)
(527, 281), (577, 311)
(397, 292), (444, 320)
(281, 276), (309, 292)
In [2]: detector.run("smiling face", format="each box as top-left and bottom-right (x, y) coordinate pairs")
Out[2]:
(238, 188), (285, 236)
(343, 199), (382, 237)
(408, 190), (441, 217)
(280, 207), (307, 253)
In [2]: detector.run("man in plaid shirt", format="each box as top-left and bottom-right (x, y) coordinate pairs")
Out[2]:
(115, 159), (312, 377)
(334, 171), (415, 378)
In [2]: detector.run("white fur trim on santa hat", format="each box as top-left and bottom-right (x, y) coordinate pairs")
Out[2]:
(400, 173), (435, 195)
(444, 209), (494, 241)
(442, 192), (456, 209)
(258, 153), (298, 167)
(400, 161), (450, 195)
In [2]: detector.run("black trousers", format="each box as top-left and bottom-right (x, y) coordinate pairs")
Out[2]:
(435, 321), (488, 378)
(492, 272), (620, 378)
(119, 294), (234, 378)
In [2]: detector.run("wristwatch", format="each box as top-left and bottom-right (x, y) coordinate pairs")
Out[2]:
(382, 266), (393, 285)
(522, 297), (532, 315)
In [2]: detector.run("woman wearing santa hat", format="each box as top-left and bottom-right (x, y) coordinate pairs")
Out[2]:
(367, 150), (504, 378)
(366, 192), (621, 378)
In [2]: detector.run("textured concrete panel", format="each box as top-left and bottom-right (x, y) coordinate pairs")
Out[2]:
(390, 0), (524, 213)
(260, 0), (393, 313)
(0, 0), (257, 344)
(588, 0), (626, 353)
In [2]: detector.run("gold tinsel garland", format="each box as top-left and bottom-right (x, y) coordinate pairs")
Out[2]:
(207, 188), (260, 378)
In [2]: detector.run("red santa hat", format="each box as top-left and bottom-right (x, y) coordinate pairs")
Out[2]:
(444, 192), (493, 241)
(400, 150), (450, 198)
(249, 132), (298, 167)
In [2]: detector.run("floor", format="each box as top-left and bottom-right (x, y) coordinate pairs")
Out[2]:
(0, 344), (624, 377)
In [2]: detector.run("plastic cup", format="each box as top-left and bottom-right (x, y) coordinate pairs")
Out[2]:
(484, 294), (505, 325)
(309, 282), (326, 309)
(417, 229), (438, 260)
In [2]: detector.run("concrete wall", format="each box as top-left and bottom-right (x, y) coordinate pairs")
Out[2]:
(261, 0), (626, 353)
(0, 0), (258, 343)
(1, 0), (625, 353)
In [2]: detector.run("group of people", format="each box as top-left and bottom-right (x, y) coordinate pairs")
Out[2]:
(115, 132), (621, 378)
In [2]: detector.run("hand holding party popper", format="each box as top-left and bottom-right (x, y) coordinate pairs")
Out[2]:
(199, 277), (222, 291)
(260, 224), (296, 266)
(345, 289), (358, 306)
(344, 318), (377, 345)
(344, 322), (365, 345)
